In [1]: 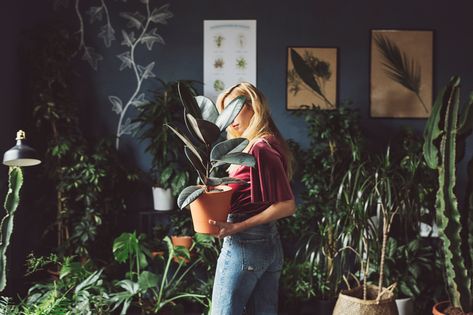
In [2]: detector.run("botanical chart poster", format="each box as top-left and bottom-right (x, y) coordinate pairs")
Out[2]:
(370, 30), (433, 118)
(204, 20), (257, 101)
(286, 47), (338, 110)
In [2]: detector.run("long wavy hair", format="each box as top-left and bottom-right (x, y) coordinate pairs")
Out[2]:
(216, 82), (294, 179)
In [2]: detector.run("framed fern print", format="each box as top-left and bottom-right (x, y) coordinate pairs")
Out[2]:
(286, 47), (338, 110)
(370, 29), (434, 118)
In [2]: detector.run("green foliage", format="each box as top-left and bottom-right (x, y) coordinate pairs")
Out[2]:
(280, 105), (364, 300)
(26, 25), (139, 257)
(16, 255), (110, 315)
(422, 76), (473, 311)
(0, 167), (24, 292)
(134, 80), (194, 193)
(170, 210), (194, 236)
(110, 233), (208, 314)
(168, 82), (255, 209)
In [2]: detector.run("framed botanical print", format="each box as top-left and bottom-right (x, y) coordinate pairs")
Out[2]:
(286, 47), (338, 110)
(370, 29), (434, 118)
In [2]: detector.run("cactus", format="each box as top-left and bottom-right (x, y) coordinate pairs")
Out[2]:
(423, 76), (473, 312)
(0, 167), (23, 292)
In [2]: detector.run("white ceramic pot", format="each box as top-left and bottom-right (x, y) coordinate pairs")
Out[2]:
(396, 297), (414, 315)
(152, 187), (174, 211)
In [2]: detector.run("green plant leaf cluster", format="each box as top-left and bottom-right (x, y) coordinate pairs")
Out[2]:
(168, 82), (256, 209)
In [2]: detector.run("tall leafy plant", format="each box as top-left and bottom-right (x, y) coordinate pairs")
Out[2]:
(423, 76), (473, 312)
(134, 80), (195, 193)
(286, 104), (365, 301)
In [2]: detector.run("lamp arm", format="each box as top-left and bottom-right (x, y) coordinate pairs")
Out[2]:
(0, 167), (23, 292)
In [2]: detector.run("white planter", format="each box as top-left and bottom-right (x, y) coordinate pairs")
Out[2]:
(152, 187), (175, 211)
(396, 297), (414, 315)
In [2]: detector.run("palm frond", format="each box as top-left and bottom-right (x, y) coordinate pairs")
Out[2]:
(374, 33), (421, 94)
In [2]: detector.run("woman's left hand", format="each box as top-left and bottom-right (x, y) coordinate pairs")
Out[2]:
(209, 220), (245, 239)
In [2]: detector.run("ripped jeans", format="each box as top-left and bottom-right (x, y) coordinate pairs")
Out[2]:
(210, 213), (283, 315)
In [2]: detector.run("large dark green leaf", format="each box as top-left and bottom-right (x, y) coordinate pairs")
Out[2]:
(210, 138), (249, 161)
(186, 114), (221, 144)
(184, 146), (206, 181)
(290, 48), (322, 95)
(178, 81), (201, 119)
(166, 124), (203, 164)
(215, 96), (246, 131)
(212, 152), (255, 167)
(177, 185), (205, 209)
(196, 96), (219, 123)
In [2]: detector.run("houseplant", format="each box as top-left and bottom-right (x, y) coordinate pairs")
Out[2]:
(279, 104), (365, 314)
(135, 79), (195, 211)
(423, 76), (473, 315)
(167, 82), (256, 234)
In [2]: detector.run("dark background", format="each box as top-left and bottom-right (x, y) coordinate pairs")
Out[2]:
(1, 0), (472, 295)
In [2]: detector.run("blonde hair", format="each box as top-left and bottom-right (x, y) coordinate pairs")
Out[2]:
(216, 82), (294, 179)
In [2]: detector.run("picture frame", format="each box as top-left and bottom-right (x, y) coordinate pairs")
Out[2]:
(286, 47), (338, 110)
(370, 29), (434, 118)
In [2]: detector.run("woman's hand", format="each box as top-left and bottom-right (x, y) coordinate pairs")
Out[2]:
(209, 220), (246, 239)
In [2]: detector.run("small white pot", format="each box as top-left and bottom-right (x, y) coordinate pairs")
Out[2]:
(152, 187), (174, 211)
(396, 297), (414, 315)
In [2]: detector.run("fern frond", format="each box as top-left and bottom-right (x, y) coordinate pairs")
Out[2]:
(374, 33), (421, 94)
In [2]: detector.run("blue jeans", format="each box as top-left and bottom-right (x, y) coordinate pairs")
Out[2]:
(211, 213), (283, 315)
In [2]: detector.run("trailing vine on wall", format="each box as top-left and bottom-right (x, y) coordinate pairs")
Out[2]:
(55, 0), (173, 150)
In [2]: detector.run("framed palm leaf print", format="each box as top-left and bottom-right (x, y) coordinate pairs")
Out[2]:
(286, 47), (338, 110)
(370, 29), (434, 118)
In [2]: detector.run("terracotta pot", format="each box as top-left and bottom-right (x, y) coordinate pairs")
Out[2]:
(171, 235), (193, 249)
(171, 235), (193, 263)
(189, 185), (233, 234)
(432, 301), (450, 315)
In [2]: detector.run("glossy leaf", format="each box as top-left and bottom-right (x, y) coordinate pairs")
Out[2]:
(166, 124), (203, 164)
(177, 185), (205, 209)
(215, 96), (246, 131)
(138, 271), (159, 290)
(210, 138), (248, 161)
(184, 146), (206, 182)
(196, 96), (219, 123)
(178, 81), (201, 119)
(212, 152), (255, 167)
(186, 113), (221, 144)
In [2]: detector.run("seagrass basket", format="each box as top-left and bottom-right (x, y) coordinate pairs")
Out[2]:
(332, 284), (399, 315)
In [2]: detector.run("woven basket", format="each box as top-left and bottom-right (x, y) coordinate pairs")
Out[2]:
(332, 285), (399, 315)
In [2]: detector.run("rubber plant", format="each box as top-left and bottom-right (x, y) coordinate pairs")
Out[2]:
(0, 167), (24, 291)
(167, 82), (256, 210)
(423, 76), (473, 312)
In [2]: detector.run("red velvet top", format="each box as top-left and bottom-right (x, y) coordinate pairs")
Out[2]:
(227, 135), (294, 214)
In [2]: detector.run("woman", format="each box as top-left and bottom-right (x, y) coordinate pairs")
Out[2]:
(209, 82), (296, 315)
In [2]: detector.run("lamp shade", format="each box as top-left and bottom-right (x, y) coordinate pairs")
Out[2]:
(3, 130), (41, 167)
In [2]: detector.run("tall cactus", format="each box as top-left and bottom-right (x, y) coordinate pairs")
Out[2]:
(0, 167), (23, 292)
(423, 76), (473, 311)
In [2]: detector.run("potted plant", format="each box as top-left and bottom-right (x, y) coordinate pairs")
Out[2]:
(169, 210), (194, 263)
(423, 76), (473, 315)
(166, 82), (256, 234)
(135, 80), (195, 211)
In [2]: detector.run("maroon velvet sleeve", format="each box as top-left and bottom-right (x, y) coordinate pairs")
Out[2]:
(249, 141), (294, 203)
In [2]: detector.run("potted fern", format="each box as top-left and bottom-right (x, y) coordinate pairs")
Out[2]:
(167, 82), (256, 234)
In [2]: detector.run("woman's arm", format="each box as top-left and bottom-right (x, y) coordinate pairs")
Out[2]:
(209, 198), (296, 239)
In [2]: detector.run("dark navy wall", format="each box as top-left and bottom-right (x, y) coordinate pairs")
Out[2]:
(1, 0), (473, 294)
